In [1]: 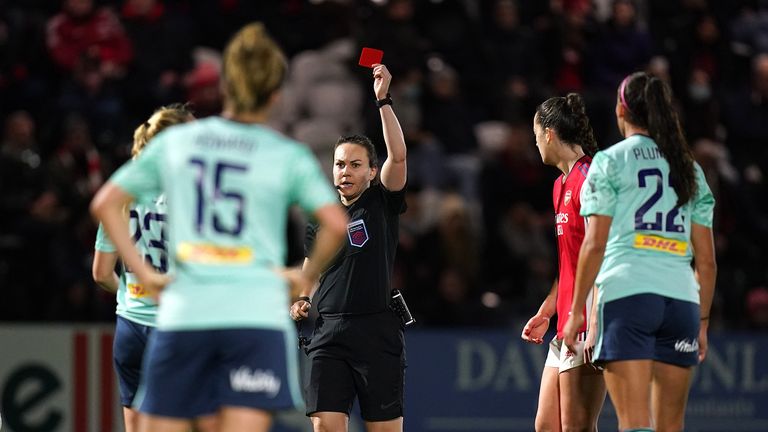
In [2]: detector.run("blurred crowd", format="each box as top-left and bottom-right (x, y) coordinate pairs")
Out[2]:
(1, 0), (767, 330)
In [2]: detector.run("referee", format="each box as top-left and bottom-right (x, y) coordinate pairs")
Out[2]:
(290, 63), (408, 432)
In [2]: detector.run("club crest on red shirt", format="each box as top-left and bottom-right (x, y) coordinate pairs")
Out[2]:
(564, 190), (572, 206)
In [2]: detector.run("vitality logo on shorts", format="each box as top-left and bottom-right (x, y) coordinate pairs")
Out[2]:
(229, 366), (281, 397)
(674, 338), (699, 353)
(347, 219), (369, 247)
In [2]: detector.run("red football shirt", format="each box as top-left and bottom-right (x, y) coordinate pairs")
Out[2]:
(552, 155), (592, 338)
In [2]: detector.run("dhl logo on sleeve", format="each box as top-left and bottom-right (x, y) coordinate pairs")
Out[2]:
(633, 234), (688, 256)
(177, 242), (253, 264)
(127, 283), (151, 298)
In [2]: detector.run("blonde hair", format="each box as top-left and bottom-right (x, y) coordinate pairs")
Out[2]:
(222, 22), (286, 115)
(131, 103), (194, 157)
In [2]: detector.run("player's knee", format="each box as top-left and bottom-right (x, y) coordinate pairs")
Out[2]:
(561, 412), (593, 432)
(312, 422), (344, 432)
(311, 415), (347, 432)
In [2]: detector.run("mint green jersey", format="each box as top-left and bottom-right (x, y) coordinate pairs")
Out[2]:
(580, 134), (715, 304)
(94, 197), (166, 326)
(109, 117), (338, 331)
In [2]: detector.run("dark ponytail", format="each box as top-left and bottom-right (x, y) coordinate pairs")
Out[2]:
(565, 93), (599, 157)
(535, 93), (599, 157)
(620, 72), (696, 206)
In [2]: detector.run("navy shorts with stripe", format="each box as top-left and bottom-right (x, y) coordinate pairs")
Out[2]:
(113, 315), (153, 407)
(135, 327), (302, 418)
(595, 293), (700, 367)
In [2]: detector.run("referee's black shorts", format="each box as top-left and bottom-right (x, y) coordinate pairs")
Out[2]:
(304, 310), (406, 421)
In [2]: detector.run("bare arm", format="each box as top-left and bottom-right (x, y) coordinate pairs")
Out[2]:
(92, 250), (120, 293)
(521, 279), (557, 344)
(588, 284), (599, 330)
(302, 204), (348, 285)
(373, 64), (407, 192)
(289, 204), (348, 320)
(691, 223), (717, 362)
(90, 183), (167, 292)
(563, 214), (611, 351)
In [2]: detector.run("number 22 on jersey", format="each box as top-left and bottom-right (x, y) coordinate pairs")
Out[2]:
(633, 168), (688, 255)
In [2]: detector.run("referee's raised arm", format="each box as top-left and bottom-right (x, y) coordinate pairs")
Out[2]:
(373, 64), (407, 192)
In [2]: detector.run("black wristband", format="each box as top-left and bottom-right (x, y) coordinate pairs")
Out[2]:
(298, 296), (311, 304)
(376, 93), (393, 108)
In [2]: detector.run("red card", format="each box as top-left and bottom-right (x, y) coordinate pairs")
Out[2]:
(358, 47), (383, 68)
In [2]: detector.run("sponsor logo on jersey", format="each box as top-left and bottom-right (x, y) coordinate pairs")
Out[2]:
(177, 242), (253, 264)
(674, 338), (699, 353)
(347, 219), (369, 247)
(633, 234), (688, 256)
(564, 190), (572, 206)
(127, 283), (151, 298)
(556, 213), (569, 236)
(230, 366), (281, 397)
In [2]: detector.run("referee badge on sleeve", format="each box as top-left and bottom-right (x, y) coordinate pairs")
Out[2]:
(347, 219), (369, 247)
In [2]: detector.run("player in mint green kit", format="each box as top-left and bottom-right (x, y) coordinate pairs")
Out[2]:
(92, 104), (202, 432)
(91, 22), (348, 432)
(563, 71), (716, 432)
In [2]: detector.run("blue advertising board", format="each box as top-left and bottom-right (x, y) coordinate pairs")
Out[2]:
(272, 330), (768, 432)
(400, 330), (768, 432)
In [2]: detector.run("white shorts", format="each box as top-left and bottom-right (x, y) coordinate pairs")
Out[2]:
(544, 333), (587, 373)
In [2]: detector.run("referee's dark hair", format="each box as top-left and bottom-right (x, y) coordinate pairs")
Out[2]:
(335, 134), (379, 168)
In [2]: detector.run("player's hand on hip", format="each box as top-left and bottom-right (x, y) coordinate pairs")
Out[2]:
(136, 267), (171, 300)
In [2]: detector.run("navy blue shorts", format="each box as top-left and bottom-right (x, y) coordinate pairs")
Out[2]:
(113, 315), (153, 407)
(594, 294), (700, 367)
(135, 327), (303, 418)
(305, 310), (405, 421)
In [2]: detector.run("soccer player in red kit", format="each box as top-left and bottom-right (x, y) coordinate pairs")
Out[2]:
(521, 94), (606, 431)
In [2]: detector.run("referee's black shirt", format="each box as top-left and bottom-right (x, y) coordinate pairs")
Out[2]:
(305, 183), (406, 315)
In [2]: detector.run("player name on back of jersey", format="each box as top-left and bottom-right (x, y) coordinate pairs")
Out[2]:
(195, 133), (257, 152)
(633, 147), (663, 160)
